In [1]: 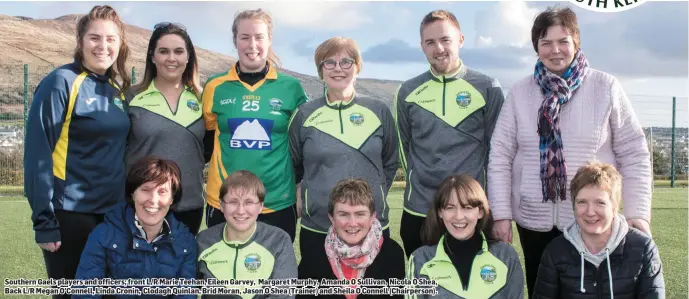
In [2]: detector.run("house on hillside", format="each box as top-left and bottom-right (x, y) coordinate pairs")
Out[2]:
(0, 128), (17, 138)
(0, 139), (18, 153)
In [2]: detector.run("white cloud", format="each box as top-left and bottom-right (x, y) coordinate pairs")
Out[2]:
(473, 1), (539, 48)
(119, 6), (132, 17)
(222, 2), (373, 31)
(26, 1), (373, 32)
(375, 3), (414, 28)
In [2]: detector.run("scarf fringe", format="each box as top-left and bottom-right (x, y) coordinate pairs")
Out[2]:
(535, 49), (589, 203)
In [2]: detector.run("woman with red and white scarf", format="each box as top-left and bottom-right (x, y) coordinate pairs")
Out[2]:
(487, 6), (653, 299)
(297, 178), (405, 299)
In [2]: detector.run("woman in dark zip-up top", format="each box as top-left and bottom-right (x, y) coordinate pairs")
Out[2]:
(288, 37), (399, 267)
(126, 22), (209, 235)
(24, 6), (131, 296)
(533, 162), (664, 299)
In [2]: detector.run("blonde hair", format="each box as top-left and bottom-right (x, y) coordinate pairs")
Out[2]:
(420, 10), (461, 38)
(232, 9), (281, 68)
(313, 37), (362, 79)
(219, 170), (266, 203)
(570, 161), (622, 212)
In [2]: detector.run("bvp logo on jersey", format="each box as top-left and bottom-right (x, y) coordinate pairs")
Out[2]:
(227, 118), (273, 150)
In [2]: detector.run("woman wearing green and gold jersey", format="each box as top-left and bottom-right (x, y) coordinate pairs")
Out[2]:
(202, 9), (308, 241)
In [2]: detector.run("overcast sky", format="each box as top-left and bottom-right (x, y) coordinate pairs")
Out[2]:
(1, 0), (687, 127)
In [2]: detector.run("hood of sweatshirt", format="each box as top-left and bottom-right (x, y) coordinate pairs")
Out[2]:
(564, 213), (628, 267)
(563, 213), (628, 297)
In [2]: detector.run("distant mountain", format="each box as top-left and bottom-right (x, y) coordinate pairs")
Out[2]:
(0, 14), (401, 117)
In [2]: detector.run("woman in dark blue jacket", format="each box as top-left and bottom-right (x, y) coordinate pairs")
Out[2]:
(74, 156), (197, 299)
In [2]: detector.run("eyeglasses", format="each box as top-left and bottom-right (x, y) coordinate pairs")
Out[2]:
(320, 58), (355, 70)
(154, 22), (187, 32)
(222, 200), (261, 210)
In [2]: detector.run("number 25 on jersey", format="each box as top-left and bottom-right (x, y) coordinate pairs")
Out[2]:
(243, 100), (260, 112)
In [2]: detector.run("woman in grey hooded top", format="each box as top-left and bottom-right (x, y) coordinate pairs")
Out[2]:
(533, 162), (665, 299)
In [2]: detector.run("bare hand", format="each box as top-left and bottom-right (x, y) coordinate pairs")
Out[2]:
(493, 219), (513, 243)
(296, 183), (302, 218)
(38, 241), (62, 252)
(628, 218), (652, 238)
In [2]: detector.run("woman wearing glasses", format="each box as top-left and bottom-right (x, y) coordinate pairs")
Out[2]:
(126, 22), (207, 235)
(288, 37), (398, 265)
(202, 9), (309, 241)
(196, 170), (298, 297)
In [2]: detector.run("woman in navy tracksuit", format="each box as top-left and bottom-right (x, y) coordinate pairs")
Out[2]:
(24, 7), (132, 296)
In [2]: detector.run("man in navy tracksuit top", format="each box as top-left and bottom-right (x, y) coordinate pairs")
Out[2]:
(24, 61), (130, 282)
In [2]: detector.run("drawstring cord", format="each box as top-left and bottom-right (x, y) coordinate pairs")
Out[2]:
(606, 248), (614, 299)
(580, 252), (586, 293)
(579, 249), (615, 298)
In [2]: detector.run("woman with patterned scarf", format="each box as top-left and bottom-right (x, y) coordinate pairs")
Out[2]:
(297, 179), (405, 299)
(487, 6), (653, 298)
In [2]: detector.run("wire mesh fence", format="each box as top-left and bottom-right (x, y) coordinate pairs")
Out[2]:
(1, 63), (688, 196)
(1, 64), (60, 196)
(639, 95), (689, 186)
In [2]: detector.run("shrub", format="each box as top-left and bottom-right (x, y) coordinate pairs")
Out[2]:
(0, 145), (23, 186)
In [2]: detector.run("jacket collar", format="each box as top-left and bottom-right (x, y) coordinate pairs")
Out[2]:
(222, 222), (258, 249)
(72, 60), (112, 82)
(71, 60), (125, 100)
(428, 59), (467, 82)
(133, 214), (170, 243)
(420, 232), (507, 298)
(323, 91), (358, 110)
(123, 204), (177, 250)
(227, 62), (278, 82)
(138, 79), (193, 98)
(564, 214), (629, 267)
(433, 232), (489, 263)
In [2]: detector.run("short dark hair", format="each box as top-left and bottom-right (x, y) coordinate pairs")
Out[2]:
(125, 156), (182, 207)
(531, 6), (580, 53)
(219, 170), (266, 203)
(328, 178), (375, 216)
(421, 174), (495, 245)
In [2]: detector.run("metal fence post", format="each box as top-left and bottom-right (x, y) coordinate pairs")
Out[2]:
(650, 127), (654, 192)
(131, 67), (136, 84)
(671, 96), (676, 188)
(23, 64), (28, 130)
